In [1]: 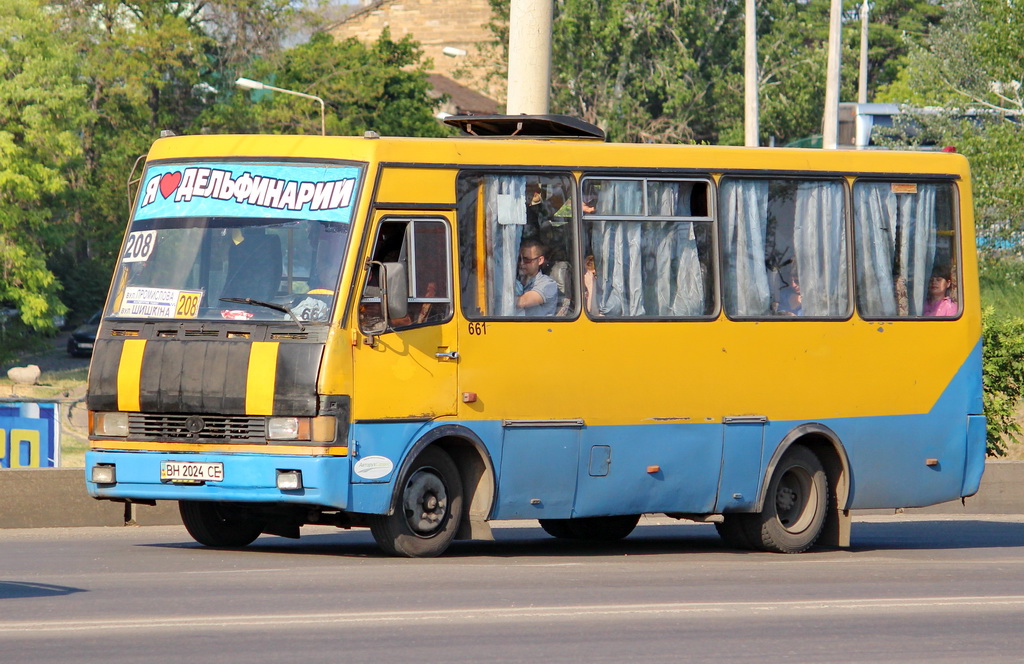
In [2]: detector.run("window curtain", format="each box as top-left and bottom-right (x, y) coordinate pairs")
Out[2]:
(854, 183), (937, 316)
(593, 181), (644, 316)
(721, 180), (771, 316)
(899, 184), (938, 315)
(647, 182), (705, 316)
(484, 175), (525, 316)
(793, 182), (848, 316)
(853, 183), (898, 316)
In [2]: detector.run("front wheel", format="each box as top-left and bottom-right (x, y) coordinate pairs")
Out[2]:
(179, 501), (264, 548)
(744, 446), (828, 553)
(369, 447), (463, 557)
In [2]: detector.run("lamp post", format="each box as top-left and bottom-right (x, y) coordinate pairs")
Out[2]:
(235, 77), (326, 136)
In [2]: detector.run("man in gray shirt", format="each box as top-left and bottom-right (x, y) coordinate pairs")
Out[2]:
(516, 239), (559, 316)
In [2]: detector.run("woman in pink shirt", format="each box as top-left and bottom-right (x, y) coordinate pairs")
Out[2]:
(924, 265), (957, 317)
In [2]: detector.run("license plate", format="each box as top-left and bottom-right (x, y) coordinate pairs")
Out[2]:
(160, 461), (224, 483)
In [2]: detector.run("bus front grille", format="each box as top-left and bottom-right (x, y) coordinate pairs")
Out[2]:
(127, 414), (266, 443)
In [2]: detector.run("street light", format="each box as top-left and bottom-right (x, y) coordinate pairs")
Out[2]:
(235, 77), (326, 136)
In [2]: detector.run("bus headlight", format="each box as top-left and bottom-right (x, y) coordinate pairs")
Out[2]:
(267, 417), (311, 441)
(266, 416), (336, 442)
(92, 412), (129, 437)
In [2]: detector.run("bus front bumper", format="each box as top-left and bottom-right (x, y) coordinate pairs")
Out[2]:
(85, 450), (351, 510)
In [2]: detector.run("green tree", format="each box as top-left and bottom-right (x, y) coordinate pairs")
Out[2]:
(982, 310), (1024, 456)
(488, 0), (942, 146)
(0, 0), (83, 332)
(211, 30), (450, 138)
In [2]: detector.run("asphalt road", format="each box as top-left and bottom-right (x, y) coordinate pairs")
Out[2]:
(1, 515), (1023, 664)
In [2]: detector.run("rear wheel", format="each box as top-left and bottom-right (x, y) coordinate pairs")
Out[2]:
(179, 501), (264, 548)
(369, 447), (463, 557)
(539, 515), (640, 542)
(744, 446), (828, 553)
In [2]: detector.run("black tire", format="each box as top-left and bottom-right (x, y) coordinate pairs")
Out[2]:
(369, 447), (463, 557)
(179, 501), (264, 548)
(715, 515), (756, 550)
(540, 515), (640, 542)
(744, 446), (828, 553)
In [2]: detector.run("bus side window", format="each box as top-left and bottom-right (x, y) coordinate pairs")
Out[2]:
(720, 178), (849, 319)
(456, 173), (577, 319)
(582, 177), (715, 318)
(853, 181), (959, 318)
(359, 218), (453, 332)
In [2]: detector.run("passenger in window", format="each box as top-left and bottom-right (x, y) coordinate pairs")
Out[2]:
(516, 239), (559, 316)
(779, 274), (802, 316)
(924, 265), (957, 317)
(583, 254), (597, 313)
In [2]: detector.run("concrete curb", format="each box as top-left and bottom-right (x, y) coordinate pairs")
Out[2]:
(0, 468), (179, 528)
(1, 461), (1021, 529)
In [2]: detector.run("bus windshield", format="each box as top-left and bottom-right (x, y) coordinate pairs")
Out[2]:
(107, 159), (361, 323)
(107, 217), (350, 323)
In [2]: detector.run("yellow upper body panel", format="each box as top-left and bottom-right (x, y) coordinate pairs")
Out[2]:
(144, 133), (971, 182)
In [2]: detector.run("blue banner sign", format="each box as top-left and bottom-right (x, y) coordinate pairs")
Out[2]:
(135, 162), (361, 224)
(0, 403), (59, 468)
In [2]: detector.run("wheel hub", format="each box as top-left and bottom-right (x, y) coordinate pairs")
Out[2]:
(402, 468), (448, 536)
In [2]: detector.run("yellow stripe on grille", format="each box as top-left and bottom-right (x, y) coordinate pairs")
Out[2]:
(246, 342), (279, 415)
(116, 339), (147, 412)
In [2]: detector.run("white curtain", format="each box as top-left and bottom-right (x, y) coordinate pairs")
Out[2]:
(793, 181), (848, 316)
(899, 184), (938, 315)
(853, 184), (898, 316)
(854, 183), (938, 316)
(484, 175), (524, 316)
(590, 180), (706, 317)
(593, 181), (644, 316)
(721, 180), (771, 316)
(647, 182), (705, 316)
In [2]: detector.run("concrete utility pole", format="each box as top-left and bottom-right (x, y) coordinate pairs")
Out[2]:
(744, 0), (759, 147)
(858, 0), (870, 104)
(506, 0), (553, 115)
(822, 0), (843, 149)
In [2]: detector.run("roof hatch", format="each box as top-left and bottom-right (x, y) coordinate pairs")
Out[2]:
(444, 114), (605, 141)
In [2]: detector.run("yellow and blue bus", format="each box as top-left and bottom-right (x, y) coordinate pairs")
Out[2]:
(85, 115), (985, 556)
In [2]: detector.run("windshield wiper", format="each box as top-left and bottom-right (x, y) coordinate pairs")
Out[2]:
(220, 297), (305, 331)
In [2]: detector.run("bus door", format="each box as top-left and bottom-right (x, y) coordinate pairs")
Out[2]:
(715, 416), (766, 512)
(352, 214), (458, 419)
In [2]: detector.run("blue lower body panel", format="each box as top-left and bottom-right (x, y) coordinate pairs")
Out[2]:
(86, 450), (351, 510)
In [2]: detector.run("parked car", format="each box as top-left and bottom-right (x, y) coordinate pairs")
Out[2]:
(67, 312), (101, 357)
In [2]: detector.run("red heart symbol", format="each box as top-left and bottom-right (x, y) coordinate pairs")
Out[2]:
(159, 172), (182, 198)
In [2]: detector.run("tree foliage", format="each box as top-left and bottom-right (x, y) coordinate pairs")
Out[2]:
(0, 0), (83, 330)
(487, 0), (942, 145)
(982, 309), (1024, 456)
(205, 30), (450, 138)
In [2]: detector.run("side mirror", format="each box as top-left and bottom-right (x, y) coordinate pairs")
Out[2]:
(381, 261), (408, 321)
(360, 261), (408, 341)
